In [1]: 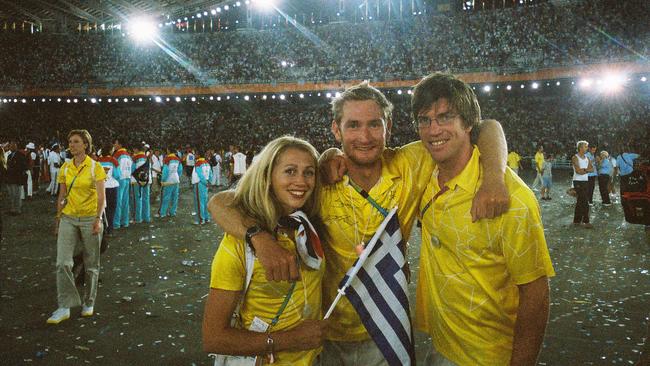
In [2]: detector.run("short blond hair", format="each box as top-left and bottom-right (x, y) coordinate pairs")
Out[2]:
(68, 129), (93, 155)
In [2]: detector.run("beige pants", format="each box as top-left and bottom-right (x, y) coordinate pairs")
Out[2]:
(56, 215), (102, 308)
(319, 339), (388, 366)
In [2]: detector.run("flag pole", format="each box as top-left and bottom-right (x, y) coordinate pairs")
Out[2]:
(324, 206), (399, 319)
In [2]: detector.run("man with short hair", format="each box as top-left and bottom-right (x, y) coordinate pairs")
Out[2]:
(412, 73), (554, 366)
(208, 81), (510, 365)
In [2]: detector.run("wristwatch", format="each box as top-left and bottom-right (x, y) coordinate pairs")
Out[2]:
(245, 225), (264, 247)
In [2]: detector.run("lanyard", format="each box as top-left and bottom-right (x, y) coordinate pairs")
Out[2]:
(65, 165), (86, 199)
(347, 178), (388, 218)
(420, 185), (449, 218)
(269, 282), (296, 329)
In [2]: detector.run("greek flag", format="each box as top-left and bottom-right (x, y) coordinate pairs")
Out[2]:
(327, 207), (415, 366)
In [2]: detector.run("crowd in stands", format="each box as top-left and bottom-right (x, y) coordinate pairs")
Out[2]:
(0, 0), (647, 87)
(2, 89), (648, 161)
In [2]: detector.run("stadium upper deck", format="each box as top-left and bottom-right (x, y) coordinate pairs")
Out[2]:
(0, 0), (647, 90)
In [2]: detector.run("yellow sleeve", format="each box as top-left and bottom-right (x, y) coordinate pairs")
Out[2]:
(209, 234), (247, 291)
(500, 187), (555, 285)
(392, 141), (435, 193)
(94, 161), (107, 181)
(57, 163), (68, 184)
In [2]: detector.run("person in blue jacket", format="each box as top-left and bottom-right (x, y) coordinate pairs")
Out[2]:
(191, 156), (213, 224)
(131, 144), (152, 223)
(159, 148), (183, 218)
(112, 139), (132, 229)
(597, 151), (612, 205)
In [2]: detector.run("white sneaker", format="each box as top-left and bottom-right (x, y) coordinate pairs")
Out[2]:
(47, 308), (70, 324)
(81, 305), (94, 317)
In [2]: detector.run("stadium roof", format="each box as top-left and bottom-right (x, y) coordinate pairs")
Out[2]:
(0, 0), (232, 25)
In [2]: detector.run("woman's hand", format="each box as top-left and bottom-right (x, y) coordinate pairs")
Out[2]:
(92, 218), (102, 235)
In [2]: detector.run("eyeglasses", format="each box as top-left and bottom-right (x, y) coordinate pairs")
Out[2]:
(414, 113), (459, 128)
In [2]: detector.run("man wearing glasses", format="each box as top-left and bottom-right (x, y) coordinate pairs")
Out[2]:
(208, 81), (510, 365)
(413, 73), (555, 366)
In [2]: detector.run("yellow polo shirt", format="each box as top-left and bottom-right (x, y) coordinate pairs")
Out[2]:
(57, 155), (106, 217)
(415, 146), (555, 366)
(210, 233), (325, 366)
(535, 151), (544, 172)
(320, 141), (433, 342)
(507, 151), (521, 170)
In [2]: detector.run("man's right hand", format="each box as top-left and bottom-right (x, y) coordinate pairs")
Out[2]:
(253, 232), (300, 282)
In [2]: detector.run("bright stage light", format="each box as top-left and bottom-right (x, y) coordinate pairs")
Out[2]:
(483, 85), (491, 92)
(579, 78), (594, 89)
(251, 0), (276, 11)
(155, 96), (162, 103)
(279, 94), (286, 100)
(532, 82), (539, 89)
(599, 73), (626, 93)
(127, 17), (158, 43)
(244, 95), (250, 101)
(175, 96), (181, 102)
(641, 76), (647, 82)
(211, 9), (217, 15)
(506, 85), (512, 91)
(90, 98), (97, 103)
(299, 93), (304, 99)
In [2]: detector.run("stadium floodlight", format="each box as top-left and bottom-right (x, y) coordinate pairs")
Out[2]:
(196, 13), (202, 18)
(123, 98), (128, 103)
(326, 92), (332, 98)
(191, 97), (197, 102)
(204, 11), (208, 16)
(251, 0), (275, 11)
(281, 61), (287, 67)
(244, 95), (250, 101)
(579, 78), (594, 89)
(397, 89), (403, 95)
(556, 81), (561, 86)
(216, 7), (221, 12)
(335, 92), (341, 98)
(211, 9), (217, 15)
(175, 96), (181, 102)
(532, 82), (539, 89)
(41, 98), (46, 102)
(279, 94), (286, 100)
(641, 76), (647, 82)
(217, 96), (222, 101)
(506, 85), (512, 91)
(600, 73), (626, 93)
(73, 98), (78, 103)
(224, 5), (229, 10)
(21, 98), (26, 103)
(407, 90), (413, 95)
(91, 98), (97, 103)
(483, 85), (491, 92)
(299, 93), (304, 99)
(236, 1), (241, 6)
(520, 84), (525, 89)
(209, 96), (214, 100)
(155, 96), (162, 103)
(66, 99), (71, 103)
(127, 17), (158, 43)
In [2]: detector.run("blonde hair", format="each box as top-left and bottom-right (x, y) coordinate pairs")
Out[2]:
(68, 129), (93, 155)
(600, 151), (609, 159)
(576, 140), (588, 151)
(232, 136), (321, 232)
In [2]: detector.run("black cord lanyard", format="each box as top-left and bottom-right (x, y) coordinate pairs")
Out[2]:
(347, 177), (389, 218)
(64, 165), (86, 200)
(420, 186), (449, 218)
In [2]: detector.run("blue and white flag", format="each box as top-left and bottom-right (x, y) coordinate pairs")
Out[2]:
(326, 207), (415, 366)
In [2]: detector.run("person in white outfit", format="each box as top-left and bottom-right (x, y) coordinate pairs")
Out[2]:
(47, 145), (62, 197)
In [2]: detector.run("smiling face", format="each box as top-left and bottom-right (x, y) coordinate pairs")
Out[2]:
(68, 134), (88, 157)
(271, 147), (317, 216)
(417, 98), (473, 171)
(331, 100), (391, 168)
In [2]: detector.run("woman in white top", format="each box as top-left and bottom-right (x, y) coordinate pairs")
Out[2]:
(572, 141), (594, 228)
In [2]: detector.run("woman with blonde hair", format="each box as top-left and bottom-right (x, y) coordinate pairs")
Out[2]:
(48, 129), (106, 324)
(572, 140), (594, 228)
(203, 136), (328, 365)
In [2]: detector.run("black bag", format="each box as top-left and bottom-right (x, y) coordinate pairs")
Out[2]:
(132, 158), (151, 186)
